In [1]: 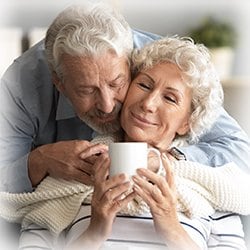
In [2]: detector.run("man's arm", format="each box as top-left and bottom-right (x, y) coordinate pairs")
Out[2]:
(179, 108), (250, 172)
(0, 57), (106, 193)
(0, 74), (36, 192)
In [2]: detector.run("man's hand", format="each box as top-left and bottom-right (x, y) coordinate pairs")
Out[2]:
(28, 140), (108, 187)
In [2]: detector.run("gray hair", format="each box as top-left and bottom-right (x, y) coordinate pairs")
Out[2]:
(131, 36), (224, 143)
(45, 3), (133, 76)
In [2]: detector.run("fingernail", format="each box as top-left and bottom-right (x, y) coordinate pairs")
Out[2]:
(126, 181), (132, 188)
(99, 148), (107, 153)
(136, 168), (145, 174)
(124, 174), (130, 181)
(119, 173), (130, 182)
(133, 184), (140, 192)
(132, 175), (138, 182)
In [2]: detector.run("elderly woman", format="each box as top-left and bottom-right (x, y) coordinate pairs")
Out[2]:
(1, 37), (249, 249)
(63, 37), (249, 250)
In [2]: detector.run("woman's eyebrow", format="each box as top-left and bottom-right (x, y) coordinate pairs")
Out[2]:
(139, 72), (183, 96)
(165, 87), (184, 98)
(138, 72), (155, 83)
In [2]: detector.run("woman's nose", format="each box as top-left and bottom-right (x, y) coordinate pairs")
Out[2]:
(140, 92), (159, 113)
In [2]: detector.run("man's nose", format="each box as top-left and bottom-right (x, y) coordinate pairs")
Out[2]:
(97, 87), (115, 113)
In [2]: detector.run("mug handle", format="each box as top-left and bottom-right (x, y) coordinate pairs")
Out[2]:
(147, 147), (163, 173)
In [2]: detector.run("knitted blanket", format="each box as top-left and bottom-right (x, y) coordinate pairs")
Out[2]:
(0, 161), (250, 235)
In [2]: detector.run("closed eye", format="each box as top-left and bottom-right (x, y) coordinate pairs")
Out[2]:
(164, 95), (177, 103)
(138, 83), (151, 90)
(78, 87), (96, 95)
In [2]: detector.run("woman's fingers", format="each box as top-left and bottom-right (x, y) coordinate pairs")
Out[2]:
(134, 168), (169, 198)
(94, 157), (132, 208)
(133, 178), (157, 205)
(132, 171), (164, 204)
(161, 153), (176, 191)
(108, 183), (135, 212)
(102, 179), (131, 203)
(92, 177), (133, 217)
(132, 156), (177, 205)
(112, 191), (136, 213)
(93, 154), (110, 182)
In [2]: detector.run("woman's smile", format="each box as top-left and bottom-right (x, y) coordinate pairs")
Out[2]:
(131, 111), (158, 127)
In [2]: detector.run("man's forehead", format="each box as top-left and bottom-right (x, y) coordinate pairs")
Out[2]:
(62, 53), (129, 80)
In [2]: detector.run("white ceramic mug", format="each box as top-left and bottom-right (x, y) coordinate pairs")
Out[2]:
(109, 142), (161, 177)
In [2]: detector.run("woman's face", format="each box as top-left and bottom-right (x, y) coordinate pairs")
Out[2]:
(121, 62), (192, 150)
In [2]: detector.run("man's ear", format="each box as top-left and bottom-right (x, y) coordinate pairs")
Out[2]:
(52, 71), (65, 93)
(176, 119), (190, 136)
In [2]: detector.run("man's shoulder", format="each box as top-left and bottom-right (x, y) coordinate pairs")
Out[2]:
(2, 39), (51, 88)
(16, 40), (47, 69)
(1, 39), (55, 106)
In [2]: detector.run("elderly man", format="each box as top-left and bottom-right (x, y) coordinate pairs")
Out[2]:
(0, 3), (249, 195)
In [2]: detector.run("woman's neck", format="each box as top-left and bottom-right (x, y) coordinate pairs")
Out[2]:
(123, 133), (169, 153)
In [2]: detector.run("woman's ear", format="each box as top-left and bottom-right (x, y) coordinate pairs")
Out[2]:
(52, 71), (65, 93)
(176, 119), (190, 136)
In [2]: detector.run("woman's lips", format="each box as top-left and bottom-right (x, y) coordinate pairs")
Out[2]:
(131, 112), (157, 126)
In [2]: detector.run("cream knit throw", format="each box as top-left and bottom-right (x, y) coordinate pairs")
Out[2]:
(0, 134), (250, 235)
(0, 161), (250, 235)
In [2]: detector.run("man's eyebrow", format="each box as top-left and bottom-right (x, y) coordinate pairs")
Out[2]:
(77, 85), (94, 89)
(111, 73), (127, 82)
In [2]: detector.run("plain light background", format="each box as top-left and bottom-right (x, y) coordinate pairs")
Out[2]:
(1, 0), (250, 77)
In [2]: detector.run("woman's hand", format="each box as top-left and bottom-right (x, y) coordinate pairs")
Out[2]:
(75, 153), (135, 249)
(132, 154), (200, 250)
(132, 154), (178, 234)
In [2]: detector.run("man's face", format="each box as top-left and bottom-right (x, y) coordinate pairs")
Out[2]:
(121, 62), (192, 149)
(55, 52), (130, 134)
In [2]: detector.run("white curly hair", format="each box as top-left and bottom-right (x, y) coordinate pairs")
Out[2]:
(45, 3), (133, 77)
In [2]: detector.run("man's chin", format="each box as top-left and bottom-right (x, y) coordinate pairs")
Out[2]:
(97, 116), (116, 123)
(94, 122), (121, 134)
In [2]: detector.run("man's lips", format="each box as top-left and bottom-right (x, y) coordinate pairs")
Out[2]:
(131, 112), (158, 126)
(92, 114), (117, 123)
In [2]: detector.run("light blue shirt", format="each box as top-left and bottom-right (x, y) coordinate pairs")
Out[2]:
(0, 30), (249, 193)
